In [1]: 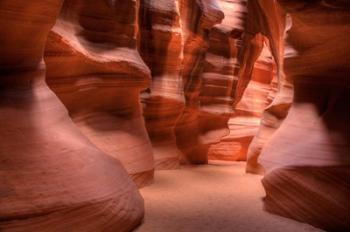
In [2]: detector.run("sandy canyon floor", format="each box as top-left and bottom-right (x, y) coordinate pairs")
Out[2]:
(135, 161), (324, 232)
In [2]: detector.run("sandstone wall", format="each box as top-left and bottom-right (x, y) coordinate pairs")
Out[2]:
(2, 1), (348, 231)
(208, 0), (278, 163)
(139, 0), (185, 169)
(0, 1), (144, 231)
(173, 0), (226, 164)
(45, 0), (155, 187)
(243, 1), (350, 230)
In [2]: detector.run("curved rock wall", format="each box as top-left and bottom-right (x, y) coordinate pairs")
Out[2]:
(230, 43), (276, 163)
(2, 1), (349, 231)
(208, 0), (278, 163)
(139, 0), (185, 169)
(240, 0), (293, 174)
(45, 0), (154, 187)
(174, 0), (229, 164)
(0, 1), (144, 231)
(204, 0), (246, 161)
(138, 0), (276, 165)
(243, 0), (350, 230)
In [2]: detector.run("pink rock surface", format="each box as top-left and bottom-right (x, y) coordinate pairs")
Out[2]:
(208, 0), (278, 163)
(1, 1), (350, 231)
(139, 0), (185, 170)
(247, 0), (350, 230)
(238, 0), (293, 174)
(204, 0), (245, 161)
(174, 0), (227, 164)
(45, 0), (154, 187)
(262, 166), (350, 231)
(0, 1), (144, 231)
(210, 40), (276, 162)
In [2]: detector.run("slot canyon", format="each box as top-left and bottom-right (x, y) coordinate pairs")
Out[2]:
(0, 0), (349, 231)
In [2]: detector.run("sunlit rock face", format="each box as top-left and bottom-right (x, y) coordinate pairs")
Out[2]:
(208, 0), (277, 163)
(140, 0), (257, 166)
(2, 0), (350, 231)
(204, 0), (246, 161)
(174, 0), (228, 164)
(45, 0), (154, 187)
(138, 0), (275, 165)
(247, 0), (350, 230)
(228, 44), (275, 162)
(235, 0), (293, 174)
(139, 0), (185, 169)
(0, 1), (144, 231)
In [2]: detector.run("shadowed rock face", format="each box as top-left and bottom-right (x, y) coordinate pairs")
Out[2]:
(139, 0), (185, 170)
(233, 0), (293, 175)
(138, 0), (276, 165)
(0, 0), (144, 231)
(174, 0), (228, 164)
(45, 0), (155, 187)
(2, 0), (350, 231)
(208, 0), (278, 162)
(140, 0), (253, 167)
(43, 0), (280, 172)
(240, 0), (350, 230)
(204, 0), (245, 161)
(0, 1), (242, 230)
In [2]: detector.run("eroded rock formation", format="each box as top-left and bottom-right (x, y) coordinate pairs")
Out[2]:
(1, 0), (350, 231)
(203, 0), (246, 161)
(207, 0), (280, 163)
(174, 0), (229, 164)
(139, 0), (185, 169)
(209, 36), (276, 162)
(138, 0), (275, 166)
(241, 0), (350, 230)
(241, 0), (293, 174)
(0, 0), (144, 231)
(45, 0), (154, 187)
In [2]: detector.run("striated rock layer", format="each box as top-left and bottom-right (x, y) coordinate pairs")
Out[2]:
(237, 0), (293, 174)
(174, 0), (228, 164)
(209, 40), (276, 162)
(0, 1), (144, 231)
(2, 0), (350, 231)
(208, 0), (278, 163)
(139, 0), (185, 170)
(245, 0), (350, 231)
(230, 43), (276, 162)
(138, 0), (278, 166)
(204, 0), (245, 161)
(45, 0), (154, 187)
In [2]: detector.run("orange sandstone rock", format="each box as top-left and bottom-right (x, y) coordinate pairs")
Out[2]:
(139, 0), (185, 169)
(208, 0), (277, 163)
(45, 0), (154, 187)
(174, 0), (226, 164)
(251, 1), (350, 230)
(0, 1), (144, 231)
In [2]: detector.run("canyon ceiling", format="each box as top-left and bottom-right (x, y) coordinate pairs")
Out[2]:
(0, 0), (349, 231)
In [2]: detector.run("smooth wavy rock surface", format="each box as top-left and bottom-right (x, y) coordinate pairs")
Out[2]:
(248, 1), (350, 230)
(139, 0), (185, 170)
(45, 0), (154, 187)
(174, 0), (228, 164)
(0, 1), (144, 231)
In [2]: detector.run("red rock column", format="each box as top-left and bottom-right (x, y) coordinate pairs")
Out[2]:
(139, 0), (185, 169)
(255, 1), (350, 230)
(174, 0), (225, 164)
(213, 43), (276, 162)
(45, 0), (154, 187)
(207, 0), (276, 162)
(234, 0), (293, 174)
(202, 0), (242, 161)
(0, 1), (144, 231)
